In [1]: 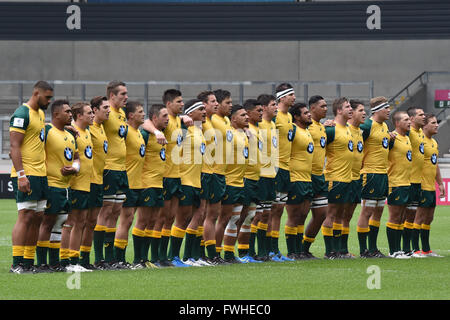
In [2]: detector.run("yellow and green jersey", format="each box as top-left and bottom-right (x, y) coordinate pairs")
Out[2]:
(388, 132), (412, 187)
(103, 106), (127, 171)
(180, 124), (206, 189)
(125, 126), (146, 190)
(70, 124), (93, 192)
(360, 117), (390, 174)
(225, 128), (249, 187)
(44, 124), (77, 188)
(201, 116), (215, 175)
(421, 136), (439, 192)
(324, 123), (353, 183)
(9, 104), (46, 177)
(163, 114), (182, 178)
(308, 119), (327, 176)
(275, 111), (293, 171)
(289, 124), (314, 182)
(408, 127), (425, 184)
(244, 122), (261, 181)
(89, 121), (108, 185)
(349, 124), (364, 181)
(258, 119), (278, 179)
(211, 114), (232, 176)
(141, 129), (166, 188)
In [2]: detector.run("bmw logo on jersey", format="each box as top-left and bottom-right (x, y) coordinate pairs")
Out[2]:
(272, 136), (278, 148)
(357, 141), (363, 153)
(64, 147), (73, 161)
(431, 153), (437, 165)
(382, 137), (389, 149)
(406, 150), (412, 161)
(85, 145), (93, 159)
(200, 142), (206, 155)
(103, 140), (108, 153)
(320, 136), (326, 148)
(307, 142), (314, 154)
(287, 129), (294, 142)
(160, 148), (166, 161)
(40, 128), (45, 142)
(243, 146), (249, 159)
(118, 125), (126, 138)
(348, 140), (354, 152)
(419, 143), (424, 154)
(139, 144), (146, 157)
(226, 130), (233, 142)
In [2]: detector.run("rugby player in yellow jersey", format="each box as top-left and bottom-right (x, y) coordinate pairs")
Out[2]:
(386, 111), (413, 259)
(220, 104), (249, 263)
(10, 81), (53, 274)
(133, 104), (169, 267)
(81, 96), (110, 269)
(203, 89), (233, 264)
(59, 102), (94, 271)
(357, 96), (391, 258)
(240, 94), (278, 261)
(339, 99), (366, 258)
(113, 101), (146, 266)
(96, 81), (129, 267)
(236, 99), (266, 263)
(303, 95), (328, 259)
(142, 89), (185, 264)
(285, 103), (314, 260)
(35, 100), (78, 272)
(411, 114), (445, 257)
(183, 91), (217, 265)
(403, 106), (425, 255)
(271, 83), (296, 260)
(322, 98), (353, 259)
(170, 99), (206, 267)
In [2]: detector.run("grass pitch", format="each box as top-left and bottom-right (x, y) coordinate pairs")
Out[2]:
(0, 199), (449, 300)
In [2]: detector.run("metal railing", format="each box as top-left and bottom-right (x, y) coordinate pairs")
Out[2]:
(0, 79), (374, 159)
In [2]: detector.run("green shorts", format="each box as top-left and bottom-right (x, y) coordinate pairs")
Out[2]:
(387, 186), (411, 206)
(409, 183), (422, 207)
(103, 170), (129, 196)
(179, 185), (201, 208)
(140, 188), (164, 208)
(350, 178), (363, 204)
(287, 181), (313, 205)
(88, 183), (104, 208)
(45, 186), (70, 215)
(243, 178), (260, 206)
(361, 173), (388, 200)
(311, 174), (328, 198)
(70, 189), (90, 210)
(12, 175), (48, 203)
(123, 188), (144, 208)
(209, 173), (227, 204)
(275, 168), (290, 193)
(327, 181), (352, 204)
(200, 173), (213, 200)
(222, 185), (245, 205)
(163, 177), (182, 201)
(418, 189), (436, 208)
(258, 177), (276, 203)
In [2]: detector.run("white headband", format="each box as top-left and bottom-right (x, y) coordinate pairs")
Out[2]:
(371, 102), (390, 113)
(184, 101), (204, 115)
(276, 88), (295, 100)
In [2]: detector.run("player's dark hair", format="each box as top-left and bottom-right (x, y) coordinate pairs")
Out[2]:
(125, 101), (143, 120)
(148, 103), (166, 119)
(289, 102), (308, 119)
(197, 91), (215, 103)
(33, 80), (53, 92)
(162, 89), (182, 105)
(50, 99), (70, 116)
(406, 106), (422, 118)
(243, 99), (260, 111)
(106, 80), (126, 99)
(257, 94), (276, 107)
(350, 99), (365, 110)
(90, 96), (108, 111)
(275, 82), (293, 93)
(308, 95), (324, 107)
(230, 104), (245, 117)
(213, 89), (231, 104)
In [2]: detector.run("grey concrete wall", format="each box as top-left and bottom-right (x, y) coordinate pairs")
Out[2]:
(1, 39), (450, 99)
